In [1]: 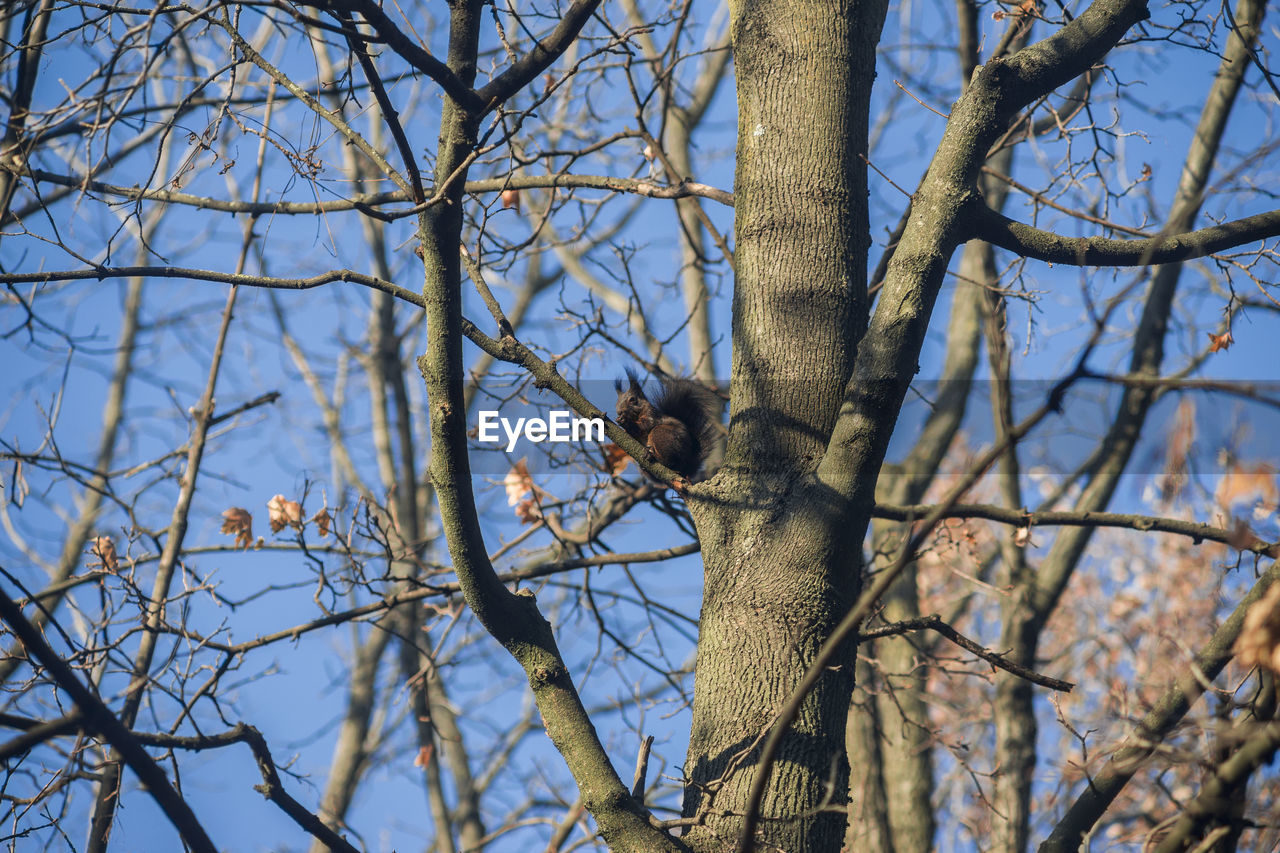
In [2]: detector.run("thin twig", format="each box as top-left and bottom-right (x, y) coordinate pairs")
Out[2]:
(0, 586), (218, 853)
(860, 615), (1074, 691)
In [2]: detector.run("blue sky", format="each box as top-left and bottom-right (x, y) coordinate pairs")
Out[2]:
(2, 0), (1278, 850)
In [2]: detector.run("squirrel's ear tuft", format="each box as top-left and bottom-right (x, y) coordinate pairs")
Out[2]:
(614, 377), (624, 393)
(624, 367), (642, 391)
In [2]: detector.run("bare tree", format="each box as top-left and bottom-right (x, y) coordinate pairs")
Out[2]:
(1, 0), (1279, 851)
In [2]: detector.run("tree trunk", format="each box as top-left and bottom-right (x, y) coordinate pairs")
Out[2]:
(679, 1), (887, 850)
(682, 1), (1153, 849)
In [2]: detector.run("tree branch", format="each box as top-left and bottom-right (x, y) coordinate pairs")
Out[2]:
(131, 724), (362, 853)
(304, 0), (483, 112)
(1, 713), (361, 853)
(0, 261), (693, 489)
(0, 586), (219, 853)
(211, 6), (416, 198)
(216, 542), (699, 656)
(0, 711), (83, 764)
(873, 502), (1280, 559)
(820, 0), (1150, 503)
(739, 370), (1082, 853)
(970, 203), (1280, 266)
(336, 9), (426, 202)
(1150, 720), (1280, 853)
(0, 265), (427, 304)
(859, 615), (1075, 691)
(476, 0), (603, 110)
(18, 167), (732, 217)
(1039, 559), (1280, 853)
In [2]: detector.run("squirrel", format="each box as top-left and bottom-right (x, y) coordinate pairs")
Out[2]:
(614, 369), (722, 481)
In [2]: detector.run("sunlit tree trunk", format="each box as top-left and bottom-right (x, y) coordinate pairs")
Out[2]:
(679, 1), (887, 849)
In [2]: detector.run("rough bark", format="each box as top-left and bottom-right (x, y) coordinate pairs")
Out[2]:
(844, 657), (897, 852)
(677, 2), (887, 851)
(683, 2), (1154, 851)
(721, 0), (885, 470)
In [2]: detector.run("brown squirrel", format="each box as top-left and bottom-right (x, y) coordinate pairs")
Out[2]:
(614, 369), (722, 480)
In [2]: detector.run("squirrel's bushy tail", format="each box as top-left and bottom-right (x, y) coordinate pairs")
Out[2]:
(654, 377), (722, 469)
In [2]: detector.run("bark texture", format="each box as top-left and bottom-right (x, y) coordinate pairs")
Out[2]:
(685, 2), (1153, 850)
(679, 1), (887, 850)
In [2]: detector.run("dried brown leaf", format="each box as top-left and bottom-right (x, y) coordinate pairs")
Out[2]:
(1235, 582), (1280, 674)
(88, 536), (118, 570)
(1207, 330), (1234, 353)
(504, 459), (533, 506)
(221, 508), (254, 549)
(1226, 518), (1255, 551)
(602, 443), (631, 475)
(514, 497), (542, 525)
(1215, 462), (1277, 515)
(267, 494), (304, 533)
(312, 507), (332, 538)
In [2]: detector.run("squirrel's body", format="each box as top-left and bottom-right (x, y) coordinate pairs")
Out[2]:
(615, 370), (721, 479)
